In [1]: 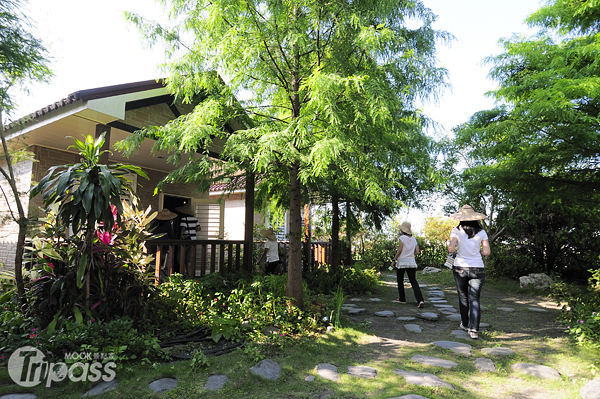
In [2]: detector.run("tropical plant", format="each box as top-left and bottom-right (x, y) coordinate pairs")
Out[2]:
(30, 134), (148, 308)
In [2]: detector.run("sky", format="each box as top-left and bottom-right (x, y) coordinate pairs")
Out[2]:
(12, 0), (544, 231)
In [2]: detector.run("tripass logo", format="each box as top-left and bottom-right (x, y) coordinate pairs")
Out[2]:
(8, 346), (116, 387)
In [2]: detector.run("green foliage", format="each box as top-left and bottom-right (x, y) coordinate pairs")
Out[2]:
(25, 202), (159, 329)
(190, 350), (210, 371)
(303, 263), (379, 296)
(355, 233), (397, 271)
(552, 280), (600, 349)
(415, 237), (447, 270)
(329, 285), (346, 330)
(421, 215), (456, 245)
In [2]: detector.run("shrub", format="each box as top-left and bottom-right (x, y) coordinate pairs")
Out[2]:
(303, 263), (379, 295)
(415, 238), (447, 269)
(355, 234), (396, 271)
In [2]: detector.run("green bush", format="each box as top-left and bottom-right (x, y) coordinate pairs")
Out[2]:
(303, 263), (379, 295)
(355, 234), (396, 271)
(415, 238), (447, 269)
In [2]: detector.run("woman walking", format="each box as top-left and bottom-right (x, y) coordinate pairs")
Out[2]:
(391, 222), (424, 308)
(448, 205), (491, 339)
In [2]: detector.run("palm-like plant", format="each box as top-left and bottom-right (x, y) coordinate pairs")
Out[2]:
(30, 134), (148, 307)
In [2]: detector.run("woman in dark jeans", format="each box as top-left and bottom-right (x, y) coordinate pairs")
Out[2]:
(448, 205), (491, 339)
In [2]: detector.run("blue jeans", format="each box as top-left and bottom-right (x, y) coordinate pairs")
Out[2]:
(453, 267), (485, 332)
(396, 268), (424, 303)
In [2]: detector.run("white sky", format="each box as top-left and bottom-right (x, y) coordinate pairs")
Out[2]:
(12, 0), (544, 231)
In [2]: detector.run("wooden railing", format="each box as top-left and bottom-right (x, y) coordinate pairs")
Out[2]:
(149, 239), (246, 282)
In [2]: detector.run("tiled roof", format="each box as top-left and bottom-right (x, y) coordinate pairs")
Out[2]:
(210, 176), (247, 192)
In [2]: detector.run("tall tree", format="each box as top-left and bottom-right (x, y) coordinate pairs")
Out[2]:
(125, 0), (448, 307)
(454, 0), (600, 204)
(0, 0), (51, 302)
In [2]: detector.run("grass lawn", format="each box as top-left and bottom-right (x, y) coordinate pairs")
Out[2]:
(0, 269), (597, 398)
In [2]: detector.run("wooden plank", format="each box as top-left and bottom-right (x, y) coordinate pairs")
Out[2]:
(210, 243), (216, 274)
(219, 243), (225, 273)
(200, 244), (207, 277)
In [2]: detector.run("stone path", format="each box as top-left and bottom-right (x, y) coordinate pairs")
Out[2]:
(2, 278), (586, 399)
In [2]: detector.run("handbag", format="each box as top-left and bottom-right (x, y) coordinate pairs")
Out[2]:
(444, 252), (456, 269)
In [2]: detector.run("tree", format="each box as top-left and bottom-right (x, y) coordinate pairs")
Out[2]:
(453, 0), (600, 204)
(0, 0), (51, 302)
(125, 0), (449, 307)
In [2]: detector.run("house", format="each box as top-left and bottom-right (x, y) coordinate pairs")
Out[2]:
(1, 78), (259, 272)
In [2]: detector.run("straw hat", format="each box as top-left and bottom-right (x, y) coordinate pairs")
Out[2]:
(175, 204), (195, 216)
(259, 227), (277, 241)
(449, 205), (487, 221)
(400, 221), (412, 235)
(156, 208), (178, 220)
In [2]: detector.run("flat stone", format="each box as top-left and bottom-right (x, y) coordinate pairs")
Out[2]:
(250, 359), (281, 380)
(474, 357), (496, 372)
(83, 380), (119, 396)
(433, 341), (473, 356)
(347, 365), (377, 379)
(317, 363), (339, 382)
(375, 310), (395, 317)
(433, 304), (454, 308)
(416, 312), (439, 321)
(411, 355), (458, 369)
(404, 324), (422, 333)
(305, 375), (316, 382)
(349, 298), (362, 301)
(497, 307), (514, 312)
(422, 267), (442, 274)
(0, 395), (38, 399)
(428, 300), (448, 304)
(148, 378), (178, 393)
(369, 298), (382, 302)
(511, 363), (561, 379)
(341, 303), (358, 308)
(528, 307), (548, 312)
(386, 395), (431, 399)
(205, 374), (228, 391)
(581, 378), (600, 399)
(482, 347), (515, 356)
(427, 291), (445, 297)
(397, 316), (417, 321)
(450, 330), (473, 340)
(426, 286), (440, 290)
(393, 369), (454, 390)
(347, 308), (366, 314)
(480, 322), (490, 328)
(439, 308), (457, 314)
(446, 314), (462, 321)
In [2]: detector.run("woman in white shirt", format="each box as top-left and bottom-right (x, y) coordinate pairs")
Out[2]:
(391, 222), (424, 308)
(448, 205), (491, 339)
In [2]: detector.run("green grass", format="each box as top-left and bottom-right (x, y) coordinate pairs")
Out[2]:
(0, 270), (598, 398)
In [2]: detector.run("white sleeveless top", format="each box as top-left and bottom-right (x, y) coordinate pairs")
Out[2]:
(396, 235), (418, 269)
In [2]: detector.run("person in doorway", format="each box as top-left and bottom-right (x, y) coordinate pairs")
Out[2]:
(257, 227), (281, 275)
(448, 204), (491, 340)
(175, 203), (200, 276)
(391, 221), (424, 308)
(148, 208), (178, 278)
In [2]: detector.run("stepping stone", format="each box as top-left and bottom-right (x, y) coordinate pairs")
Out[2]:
(450, 330), (473, 340)
(511, 363), (560, 379)
(350, 298), (362, 301)
(497, 307), (514, 312)
(411, 355), (458, 369)
(433, 341), (473, 356)
(375, 311), (395, 317)
(433, 304), (454, 308)
(305, 375), (316, 382)
(393, 369), (454, 390)
(369, 298), (382, 302)
(348, 365), (377, 379)
(480, 322), (490, 328)
(581, 378), (600, 399)
(482, 347), (515, 356)
(250, 359), (281, 380)
(347, 308), (366, 314)
(397, 316), (417, 321)
(205, 374), (228, 391)
(528, 307), (547, 312)
(416, 312), (439, 321)
(480, 305), (488, 310)
(429, 300), (448, 304)
(317, 363), (339, 382)
(427, 291), (445, 297)
(439, 308), (457, 314)
(149, 378), (178, 394)
(474, 357), (496, 372)
(386, 395), (430, 399)
(404, 324), (422, 333)
(446, 314), (462, 321)
(422, 267), (442, 274)
(83, 380), (119, 396)
(426, 286), (440, 290)
(0, 395), (38, 399)
(342, 303), (358, 308)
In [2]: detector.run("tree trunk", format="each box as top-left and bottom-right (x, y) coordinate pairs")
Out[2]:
(331, 192), (340, 272)
(287, 162), (303, 309)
